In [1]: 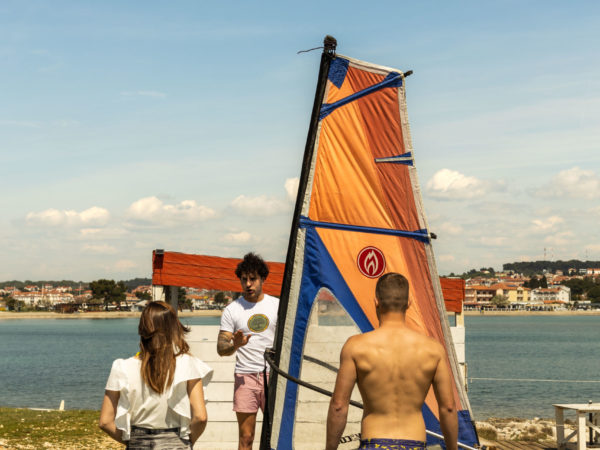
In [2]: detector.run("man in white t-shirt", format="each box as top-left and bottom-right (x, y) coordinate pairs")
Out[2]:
(217, 252), (278, 450)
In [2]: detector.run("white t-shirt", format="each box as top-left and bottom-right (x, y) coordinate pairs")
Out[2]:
(220, 293), (279, 374)
(105, 353), (212, 440)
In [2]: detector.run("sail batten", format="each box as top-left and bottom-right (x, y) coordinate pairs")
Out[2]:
(262, 41), (478, 449)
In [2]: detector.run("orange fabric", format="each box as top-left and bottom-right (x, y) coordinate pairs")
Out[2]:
(151, 251), (461, 311)
(439, 278), (465, 313)
(304, 60), (464, 413)
(151, 251), (284, 297)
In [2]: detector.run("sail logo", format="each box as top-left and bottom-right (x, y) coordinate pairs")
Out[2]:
(357, 246), (386, 278)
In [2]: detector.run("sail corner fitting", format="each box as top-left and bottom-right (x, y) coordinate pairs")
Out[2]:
(324, 35), (337, 55)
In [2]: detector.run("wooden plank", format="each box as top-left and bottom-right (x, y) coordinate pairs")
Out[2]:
(485, 441), (557, 450)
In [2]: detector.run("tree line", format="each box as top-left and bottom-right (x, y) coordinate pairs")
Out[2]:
(503, 260), (600, 276)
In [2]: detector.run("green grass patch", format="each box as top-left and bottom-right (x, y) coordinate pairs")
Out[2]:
(0, 407), (121, 449)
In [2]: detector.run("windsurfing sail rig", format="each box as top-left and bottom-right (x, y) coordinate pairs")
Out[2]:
(260, 36), (478, 449)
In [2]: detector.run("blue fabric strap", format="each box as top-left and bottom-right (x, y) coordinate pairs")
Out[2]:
(320, 72), (403, 120)
(299, 216), (430, 243)
(375, 152), (413, 166)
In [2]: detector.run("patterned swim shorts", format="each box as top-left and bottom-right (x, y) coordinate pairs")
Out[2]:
(358, 438), (426, 450)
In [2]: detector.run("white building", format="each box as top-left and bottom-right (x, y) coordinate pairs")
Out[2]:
(531, 285), (571, 303)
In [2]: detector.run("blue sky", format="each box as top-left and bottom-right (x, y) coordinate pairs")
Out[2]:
(2, 1), (599, 281)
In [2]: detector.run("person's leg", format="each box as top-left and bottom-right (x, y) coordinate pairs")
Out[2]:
(236, 412), (257, 450)
(233, 374), (261, 450)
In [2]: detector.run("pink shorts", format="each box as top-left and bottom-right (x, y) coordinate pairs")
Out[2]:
(233, 372), (269, 413)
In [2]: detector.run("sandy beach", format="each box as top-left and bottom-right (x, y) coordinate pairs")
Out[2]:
(0, 310), (222, 320)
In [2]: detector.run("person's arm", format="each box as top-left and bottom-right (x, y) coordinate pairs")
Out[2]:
(187, 378), (208, 444)
(216, 329), (250, 356)
(432, 348), (458, 450)
(326, 338), (357, 450)
(98, 390), (124, 444)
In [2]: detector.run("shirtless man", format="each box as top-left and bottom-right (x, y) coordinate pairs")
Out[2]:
(326, 272), (458, 450)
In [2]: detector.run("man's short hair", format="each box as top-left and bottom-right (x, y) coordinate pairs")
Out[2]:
(235, 252), (269, 280)
(375, 272), (409, 312)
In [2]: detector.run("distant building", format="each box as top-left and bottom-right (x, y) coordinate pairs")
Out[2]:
(465, 285), (496, 305)
(492, 283), (531, 304)
(133, 285), (152, 294)
(586, 268), (600, 276)
(531, 286), (571, 303)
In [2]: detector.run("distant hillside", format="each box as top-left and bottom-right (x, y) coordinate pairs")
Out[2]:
(0, 280), (86, 290)
(121, 278), (152, 290)
(503, 260), (600, 276)
(0, 277), (152, 291)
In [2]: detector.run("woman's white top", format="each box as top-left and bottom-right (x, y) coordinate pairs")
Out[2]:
(105, 353), (213, 441)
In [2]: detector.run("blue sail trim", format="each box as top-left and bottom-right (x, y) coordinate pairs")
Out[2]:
(328, 57), (349, 88)
(320, 72), (403, 120)
(375, 151), (414, 166)
(277, 227), (373, 449)
(299, 216), (430, 243)
(458, 410), (479, 448)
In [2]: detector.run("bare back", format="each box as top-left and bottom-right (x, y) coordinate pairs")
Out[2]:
(348, 326), (448, 441)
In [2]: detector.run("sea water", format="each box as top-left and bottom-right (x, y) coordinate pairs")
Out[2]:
(1, 315), (598, 419)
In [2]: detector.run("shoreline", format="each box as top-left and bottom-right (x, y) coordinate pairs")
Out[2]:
(0, 406), (561, 447)
(463, 310), (600, 316)
(0, 310), (222, 320)
(2, 309), (599, 320)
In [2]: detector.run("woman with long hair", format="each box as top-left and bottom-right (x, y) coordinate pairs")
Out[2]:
(99, 301), (212, 448)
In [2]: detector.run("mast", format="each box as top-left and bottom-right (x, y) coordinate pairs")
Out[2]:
(260, 35), (337, 450)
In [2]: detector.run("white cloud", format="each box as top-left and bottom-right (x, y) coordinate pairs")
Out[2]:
(478, 236), (508, 247)
(537, 167), (600, 199)
(426, 169), (487, 200)
(120, 90), (166, 98)
(26, 206), (110, 227)
(127, 196), (216, 224)
(285, 177), (299, 202)
(0, 120), (41, 128)
(585, 244), (600, 253)
(230, 195), (289, 216)
(438, 254), (455, 263)
(544, 231), (575, 246)
(436, 222), (463, 236)
(221, 231), (252, 243)
(80, 227), (129, 238)
(114, 259), (138, 271)
(82, 244), (118, 254)
(531, 215), (564, 232)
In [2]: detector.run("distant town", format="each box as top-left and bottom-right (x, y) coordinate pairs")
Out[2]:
(0, 279), (237, 313)
(1, 260), (600, 313)
(462, 266), (600, 311)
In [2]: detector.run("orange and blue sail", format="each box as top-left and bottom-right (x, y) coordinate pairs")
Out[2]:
(262, 40), (478, 449)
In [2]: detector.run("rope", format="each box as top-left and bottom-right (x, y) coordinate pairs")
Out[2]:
(264, 350), (478, 450)
(470, 377), (600, 383)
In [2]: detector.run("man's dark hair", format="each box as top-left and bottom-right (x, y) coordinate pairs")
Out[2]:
(235, 252), (269, 280)
(375, 272), (409, 313)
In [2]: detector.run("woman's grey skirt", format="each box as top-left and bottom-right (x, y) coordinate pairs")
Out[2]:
(126, 426), (192, 450)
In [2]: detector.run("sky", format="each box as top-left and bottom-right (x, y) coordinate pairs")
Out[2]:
(1, 1), (599, 281)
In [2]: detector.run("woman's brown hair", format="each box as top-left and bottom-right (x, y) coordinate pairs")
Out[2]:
(138, 301), (190, 394)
